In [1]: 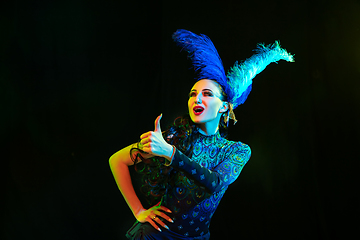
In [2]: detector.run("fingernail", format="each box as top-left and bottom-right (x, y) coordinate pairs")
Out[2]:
(158, 228), (162, 232)
(165, 225), (169, 230)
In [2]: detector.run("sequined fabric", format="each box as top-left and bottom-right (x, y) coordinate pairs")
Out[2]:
(161, 131), (251, 238)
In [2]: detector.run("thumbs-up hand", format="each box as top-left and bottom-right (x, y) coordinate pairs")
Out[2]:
(139, 114), (174, 160)
(154, 113), (162, 133)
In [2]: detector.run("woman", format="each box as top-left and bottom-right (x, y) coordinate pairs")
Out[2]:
(109, 29), (294, 239)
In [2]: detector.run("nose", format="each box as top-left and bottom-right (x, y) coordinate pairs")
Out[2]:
(195, 93), (202, 104)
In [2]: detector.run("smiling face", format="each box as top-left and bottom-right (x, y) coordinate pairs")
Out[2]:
(188, 79), (228, 134)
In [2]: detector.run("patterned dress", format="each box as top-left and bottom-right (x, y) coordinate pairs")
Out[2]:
(126, 130), (251, 240)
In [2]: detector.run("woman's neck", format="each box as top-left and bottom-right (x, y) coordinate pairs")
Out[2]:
(198, 122), (219, 136)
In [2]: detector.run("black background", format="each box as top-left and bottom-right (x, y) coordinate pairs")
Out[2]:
(2, 0), (360, 239)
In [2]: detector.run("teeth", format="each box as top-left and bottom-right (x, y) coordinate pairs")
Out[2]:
(194, 106), (204, 114)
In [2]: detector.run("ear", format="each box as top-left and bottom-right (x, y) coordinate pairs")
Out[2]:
(219, 102), (229, 113)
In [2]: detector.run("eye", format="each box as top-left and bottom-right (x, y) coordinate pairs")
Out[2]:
(189, 92), (196, 98)
(203, 91), (213, 96)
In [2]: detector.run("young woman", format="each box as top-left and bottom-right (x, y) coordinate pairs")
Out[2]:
(109, 29), (294, 239)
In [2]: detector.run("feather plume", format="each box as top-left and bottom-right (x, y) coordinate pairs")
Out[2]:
(172, 29), (294, 110)
(227, 41), (294, 108)
(172, 29), (232, 100)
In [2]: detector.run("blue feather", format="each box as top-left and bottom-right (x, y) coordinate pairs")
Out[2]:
(172, 29), (232, 101)
(173, 30), (294, 109)
(227, 41), (294, 108)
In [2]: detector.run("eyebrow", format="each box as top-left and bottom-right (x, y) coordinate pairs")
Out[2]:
(190, 88), (214, 93)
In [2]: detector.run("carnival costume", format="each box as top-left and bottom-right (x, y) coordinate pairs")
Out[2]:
(126, 30), (294, 239)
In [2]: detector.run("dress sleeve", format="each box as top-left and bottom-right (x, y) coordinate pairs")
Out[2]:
(169, 143), (251, 193)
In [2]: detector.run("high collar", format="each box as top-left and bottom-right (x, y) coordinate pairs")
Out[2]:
(195, 127), (222, 143)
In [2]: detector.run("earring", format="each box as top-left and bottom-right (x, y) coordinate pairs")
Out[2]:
(222, 111), (229, 127)
(226, 111), (230, 127)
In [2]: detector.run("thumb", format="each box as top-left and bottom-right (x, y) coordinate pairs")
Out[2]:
(154, 113), (162, 133)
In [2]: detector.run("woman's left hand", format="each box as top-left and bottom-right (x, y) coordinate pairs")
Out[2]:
(139, 114), (173, 160)
(135, 202), (173, 232)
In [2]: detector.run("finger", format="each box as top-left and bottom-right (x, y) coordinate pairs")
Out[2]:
(146, 218), (162, 232)
(141, 147), (151, 154)
(142, 143), (151, 149)
(140, 132), (151, 139)
(154, 217), (169, 230)
(154, 211), (174, 223)
(154, 114), (162, 133)
(140, 138), (149, 145)
(158, 206), (172, 213)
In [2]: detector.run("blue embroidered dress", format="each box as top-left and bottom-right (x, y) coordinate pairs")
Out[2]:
(126, 131), (251, 239)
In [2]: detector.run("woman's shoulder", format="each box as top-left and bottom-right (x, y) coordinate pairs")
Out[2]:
(223, 138), (251, 157)
(224, 138), (250, 149)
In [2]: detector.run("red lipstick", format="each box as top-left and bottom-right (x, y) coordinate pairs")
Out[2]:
(193, 106), (204, 115)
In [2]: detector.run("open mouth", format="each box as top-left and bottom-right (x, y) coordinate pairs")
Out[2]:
(193, 106), (204, 115)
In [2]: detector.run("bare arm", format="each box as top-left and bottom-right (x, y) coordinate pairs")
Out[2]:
(109, 143), (144, 217)
(109, 143), (173, 231)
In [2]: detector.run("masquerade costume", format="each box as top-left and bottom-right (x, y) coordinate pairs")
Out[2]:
(126, 30), (293, 239)
(127, 130), (251, 239)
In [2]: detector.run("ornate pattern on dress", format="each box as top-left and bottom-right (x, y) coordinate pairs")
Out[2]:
(162, 131), (251, 237)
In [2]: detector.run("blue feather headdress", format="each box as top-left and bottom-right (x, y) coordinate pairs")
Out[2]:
(172, 29), (294, 110)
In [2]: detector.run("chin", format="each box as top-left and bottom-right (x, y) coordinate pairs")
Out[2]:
(190, 117), (200, 124)
(190, 115), (210, 125)
(190, 114), (202, 123)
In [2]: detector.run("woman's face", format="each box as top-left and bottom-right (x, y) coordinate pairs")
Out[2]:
(188, 79), (227, 126)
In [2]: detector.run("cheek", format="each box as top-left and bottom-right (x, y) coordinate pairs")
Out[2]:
(188, 99), (195, 114)
(208, 100), (222, 112)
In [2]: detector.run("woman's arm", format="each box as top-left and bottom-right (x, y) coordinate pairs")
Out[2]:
(109, 143), (143, 217)
(169, 143), (251, 193)
(109, 143), (173, 231)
